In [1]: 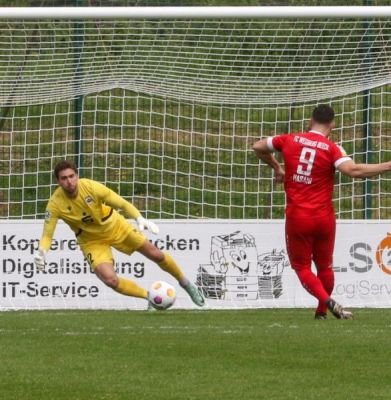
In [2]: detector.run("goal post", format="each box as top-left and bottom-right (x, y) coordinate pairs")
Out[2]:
(1, 6), (391, 309)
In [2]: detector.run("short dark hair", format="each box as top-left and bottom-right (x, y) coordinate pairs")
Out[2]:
(54, 160), (78, 180)
(312, 104), (335, 125)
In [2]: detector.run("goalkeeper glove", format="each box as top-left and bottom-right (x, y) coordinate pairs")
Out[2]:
(136, 216), (159, 235)
(34, 249), (47, 271)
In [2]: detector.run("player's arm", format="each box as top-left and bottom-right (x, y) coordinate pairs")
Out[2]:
(253, 138), (285, 183)
(101, 187), (142, 219)
(337, 159), (391, 178)
(95, 182), (159, 234)
(34, 207), (59, 271)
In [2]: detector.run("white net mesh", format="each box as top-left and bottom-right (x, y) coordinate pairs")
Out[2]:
(1, 16), (390, 220)
(1, 19), (390, 105)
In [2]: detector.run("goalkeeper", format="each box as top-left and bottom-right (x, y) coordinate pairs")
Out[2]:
(34, 160), (205, 308)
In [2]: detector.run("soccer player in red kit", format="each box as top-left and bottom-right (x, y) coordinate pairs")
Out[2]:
(253, 104), (391, 319)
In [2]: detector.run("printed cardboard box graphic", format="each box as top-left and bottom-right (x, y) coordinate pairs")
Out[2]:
(257, 249), (288, 299)
(196, 231), (288, 300)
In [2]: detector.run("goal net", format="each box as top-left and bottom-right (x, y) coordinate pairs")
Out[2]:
(0, 7), (390, 309)
(1, 7), (390, 221)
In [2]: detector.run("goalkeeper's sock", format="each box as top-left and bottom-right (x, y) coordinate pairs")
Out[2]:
(158, 252), (185, 281)
(295, 268), (330, 305)
(115, 277), (148, 299)
(316, 267), (335, 314)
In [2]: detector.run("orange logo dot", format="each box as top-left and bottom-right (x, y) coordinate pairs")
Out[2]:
(376, 233), (391, 275)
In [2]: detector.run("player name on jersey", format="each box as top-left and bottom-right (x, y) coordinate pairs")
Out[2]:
(292, 174), (312, 184)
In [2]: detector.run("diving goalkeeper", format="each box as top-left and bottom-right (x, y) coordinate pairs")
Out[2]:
(34, 160), (205, 307)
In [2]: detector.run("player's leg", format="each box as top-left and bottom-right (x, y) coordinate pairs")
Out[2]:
(313, 214), (336, 318)
(285, 217), (331, 311)
(95, 262), (148, 299)
(136, 240), (205, 307)
(314, 268), (334, 318)
(113, 221), (205, 307)
(111, 221), (185, 281)
(82, 242), (148, 299)
(313, 215), (353, 320)
(137, 241), (183, 280)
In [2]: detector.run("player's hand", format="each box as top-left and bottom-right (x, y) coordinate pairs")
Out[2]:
(274, 167), (285, 183)
(136, 216), (160, 235)
(34, 249), (47, 271)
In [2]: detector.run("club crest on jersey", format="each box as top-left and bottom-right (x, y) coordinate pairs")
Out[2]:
(85, 196), (94, 205)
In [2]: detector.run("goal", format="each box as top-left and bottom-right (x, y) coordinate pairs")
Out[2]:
(0, 6), (391, 310)
(1, 6), (390, 221)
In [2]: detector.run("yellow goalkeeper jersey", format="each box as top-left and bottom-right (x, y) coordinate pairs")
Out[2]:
(39, 178), (141, 251)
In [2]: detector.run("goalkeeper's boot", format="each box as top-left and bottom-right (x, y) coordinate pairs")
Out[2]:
(327, 299), (353, 320)
(314, 312), (327, 320)
(182, 282), (205, 307)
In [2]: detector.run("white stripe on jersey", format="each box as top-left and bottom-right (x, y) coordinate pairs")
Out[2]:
(335, 156), (352, 168)
(266, 136), (275, 151)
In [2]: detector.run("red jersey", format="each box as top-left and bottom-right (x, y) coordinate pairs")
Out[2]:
(267, 130), (351, 218)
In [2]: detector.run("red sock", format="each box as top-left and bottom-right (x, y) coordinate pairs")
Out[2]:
(295, 268), (330, 306)
(316, 268), (335, 314)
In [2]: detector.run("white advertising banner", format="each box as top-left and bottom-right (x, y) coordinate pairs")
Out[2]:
(1, 220), (391, 310)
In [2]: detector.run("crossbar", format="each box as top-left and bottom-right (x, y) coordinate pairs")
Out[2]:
(1, 6), (391, 19)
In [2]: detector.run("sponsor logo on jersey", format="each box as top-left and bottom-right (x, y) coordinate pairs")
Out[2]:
(293, 135), (330, 151)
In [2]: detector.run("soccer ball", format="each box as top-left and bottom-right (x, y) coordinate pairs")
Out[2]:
(148, 281), (176, 310)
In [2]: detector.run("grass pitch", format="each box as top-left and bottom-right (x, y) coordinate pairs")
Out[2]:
(1, 309), (390, 400)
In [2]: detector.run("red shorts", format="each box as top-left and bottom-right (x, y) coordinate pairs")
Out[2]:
(285, 213), (336, 272)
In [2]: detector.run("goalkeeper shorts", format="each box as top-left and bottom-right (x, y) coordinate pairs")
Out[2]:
(79, 219), (147, 270)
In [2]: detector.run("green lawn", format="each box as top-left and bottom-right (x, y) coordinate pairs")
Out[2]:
(1, 309), (390, 400)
